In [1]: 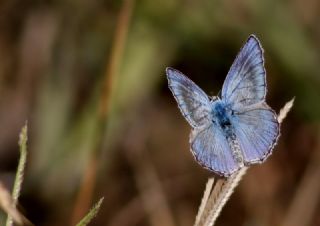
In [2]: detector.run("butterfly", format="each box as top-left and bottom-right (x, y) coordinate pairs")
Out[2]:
(166, 35), (280, 177)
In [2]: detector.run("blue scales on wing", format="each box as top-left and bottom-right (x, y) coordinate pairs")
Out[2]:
(222, 35), (266, 109)
(221, 35), (280, 164)
(190, 125), (239, 177)
(166, 67), (212, 128)
(231, 104), (279, 163)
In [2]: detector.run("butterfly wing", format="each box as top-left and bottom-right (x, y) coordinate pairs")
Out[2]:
(231, 103), (280, 164)
(221, 35), (279, 164)
(166, 67), (211, 128)
(221, 35), (266, 109)
(190, 125), (239, 176)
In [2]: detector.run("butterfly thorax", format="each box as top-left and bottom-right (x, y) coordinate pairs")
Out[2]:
(211, 101), (231, 129)
(211, 101), (244, 166)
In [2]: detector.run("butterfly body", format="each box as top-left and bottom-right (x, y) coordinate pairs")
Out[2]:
(211, 100), (232, 129)
(166, 35), (280, 177)
(210, 100), (244, 166)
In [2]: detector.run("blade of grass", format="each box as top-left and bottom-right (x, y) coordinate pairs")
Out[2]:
(13, 123), (28, 203)
(5, 122), (32, 226)
(75, 197), (104, 226)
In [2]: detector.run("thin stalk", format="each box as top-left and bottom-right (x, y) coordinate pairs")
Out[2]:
(194, 168), (247, 226)
(5, 123), (29, 226)
(75, 198), (104, 226)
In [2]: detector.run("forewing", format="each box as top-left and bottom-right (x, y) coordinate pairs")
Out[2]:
(190, 125), (239, 177)
(222, 35), (266, 109)
(166, 67), (211, 128)
(231, 103), (280, 164)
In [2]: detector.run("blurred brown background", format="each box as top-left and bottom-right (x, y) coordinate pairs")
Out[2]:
(0, 0), (319, 225)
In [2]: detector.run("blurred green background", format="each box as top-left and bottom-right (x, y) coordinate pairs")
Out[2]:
(0, 0), (319, 225)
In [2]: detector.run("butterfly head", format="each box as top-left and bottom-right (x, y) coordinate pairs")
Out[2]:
(209, 96), (219, 102)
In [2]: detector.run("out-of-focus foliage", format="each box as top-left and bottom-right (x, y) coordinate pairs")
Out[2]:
(0, 0), (319, 225)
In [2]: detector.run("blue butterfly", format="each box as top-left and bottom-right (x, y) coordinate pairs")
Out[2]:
(166, 35), (280, 177)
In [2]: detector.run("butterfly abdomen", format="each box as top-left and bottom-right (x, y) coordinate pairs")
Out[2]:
(226, 135), (244, 166)
(212, 101), (244, 166)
